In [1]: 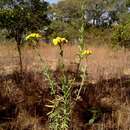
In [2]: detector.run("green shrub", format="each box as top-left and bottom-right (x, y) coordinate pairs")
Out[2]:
(49, 20), (80, 42)
(112, 23), (130, 48)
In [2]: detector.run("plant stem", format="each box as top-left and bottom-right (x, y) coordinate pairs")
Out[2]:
(33, 47), (56, 95)
(17, 43), (23, 74)
(76, 64), (87, 100)
(58, 44), (64, 71)
(76, 56), (82, 79)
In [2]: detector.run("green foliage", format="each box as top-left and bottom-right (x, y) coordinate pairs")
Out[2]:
(49, 20), (80, 41)
(50, 0), (85, 18)
(88, 107), (102, 125)
(0, 0), (49, 43)
(46, 76), (72, 130)
(112, 22), (130, 47)
(44, 66), (56, 95)
(45, 37), (72, 129)
(0, 0), (50, 72)
(0, 30), (8, 42)
(126, 0), (130, 6)
(27, 7), (92, 129)
(119, 11), (130, 24)
(49, 0), (123, 42)
(44, 5), (91, 129)
(111, 4), (130, 48)
(48, 0), (88, 41)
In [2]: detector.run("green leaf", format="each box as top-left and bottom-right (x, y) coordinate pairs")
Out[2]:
(88, 118), (95, 125)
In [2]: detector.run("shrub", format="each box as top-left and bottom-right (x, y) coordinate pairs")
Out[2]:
(112, 23), (130, 48)
(48, 20), (81, 42)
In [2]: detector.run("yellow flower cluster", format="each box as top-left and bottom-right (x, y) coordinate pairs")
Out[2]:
(80, 49), (92, 56)
(25, 33), (42, 41)
(53, 37), (68, 46)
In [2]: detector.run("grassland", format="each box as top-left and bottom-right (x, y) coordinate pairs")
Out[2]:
(0, 42), (130, 130)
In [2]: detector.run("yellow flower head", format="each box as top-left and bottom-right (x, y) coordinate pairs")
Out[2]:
(53, 38), (60, 46)
(56, 37), (62, 41)
(25, 33), (42, 41)
(52, 37), (68, 46)
(61, 38), (68, 43)
(80, 49), (92, 56)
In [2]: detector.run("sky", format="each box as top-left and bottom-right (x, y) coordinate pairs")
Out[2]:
(46, 0), (59, 4)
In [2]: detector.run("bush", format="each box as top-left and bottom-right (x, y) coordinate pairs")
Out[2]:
(112, 23), (130, 48)
(49, 20), (80, 42)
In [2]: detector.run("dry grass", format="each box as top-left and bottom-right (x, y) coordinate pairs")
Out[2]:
(0, 43), (130, 130)
(0, 43), (130, 81)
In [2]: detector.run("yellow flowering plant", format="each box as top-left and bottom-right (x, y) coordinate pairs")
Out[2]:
(25, 33), (42, 46)
(80, 49), (92, 57)
(52, 37), (68, 46)
(25, 33), (42, 41)
(46, 3), (93, 129)
(74, 3), (93, 101)
(25, 33), (71, 130)
(23, 4), (93, 129)
(76, 47), (92, 79)
(25, 33), (47, 69)
(52, 37), (68, 69)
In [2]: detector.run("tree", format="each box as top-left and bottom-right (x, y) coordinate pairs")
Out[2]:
(48, 0), (88, 41)
(126, 0), (130, 6)
(0, 0), (50, 73)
